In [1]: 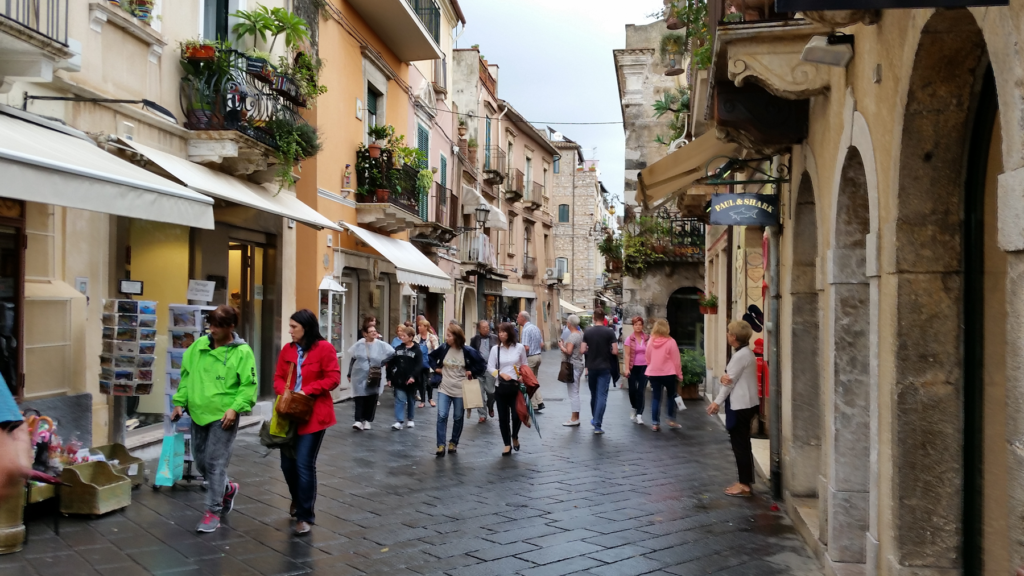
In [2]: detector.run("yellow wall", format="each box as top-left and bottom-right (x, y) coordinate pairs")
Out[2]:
(126, 220), (190, 414)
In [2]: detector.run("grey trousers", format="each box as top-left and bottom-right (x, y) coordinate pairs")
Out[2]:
(476, 372), (496, 418)
(191, 419), (238, 515)
(527, 355), (544, 408)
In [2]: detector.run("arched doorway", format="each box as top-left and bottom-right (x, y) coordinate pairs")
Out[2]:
(826, 147), (871, 566)
(888, 10), (995, 572)
(787, 173), (820, 501)
(666, 287), (702, 350)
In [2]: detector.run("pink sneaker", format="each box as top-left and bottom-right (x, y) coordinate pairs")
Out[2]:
(196, 511), (220, 533)
(222, 482), (239, 514)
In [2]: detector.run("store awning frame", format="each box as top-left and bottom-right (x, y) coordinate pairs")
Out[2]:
(343, 223), (453, 292)
(121, 139), (343, 232)
(559, 299), (584, 313)
(0, 109), (215, 229)
(637, 132), (741, 205)
(461, 185), (509, 231)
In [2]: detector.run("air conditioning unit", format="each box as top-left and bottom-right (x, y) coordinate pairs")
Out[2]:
(544, 267), (563, 280)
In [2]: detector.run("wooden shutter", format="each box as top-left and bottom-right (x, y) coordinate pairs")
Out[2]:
(417, 125), (429, 169)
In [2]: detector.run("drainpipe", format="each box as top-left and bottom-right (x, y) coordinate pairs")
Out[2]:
(767, 210), (782, 499)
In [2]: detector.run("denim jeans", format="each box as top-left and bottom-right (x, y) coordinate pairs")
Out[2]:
(649, 375), (678, 425)
(280, 429), (326, 523)
(190, 419), (238, 515)
(587, 368), (611, 429)
(394, 387), (415, 423)
(435, 392), (464, 447)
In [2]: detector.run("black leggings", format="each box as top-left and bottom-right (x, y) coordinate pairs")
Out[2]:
(418, 369), (434, 402)
(494, 383), (522, 447)
(728, 406), (759, 486)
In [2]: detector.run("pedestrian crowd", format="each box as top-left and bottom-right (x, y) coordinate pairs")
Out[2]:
(134, 305), (761, 539)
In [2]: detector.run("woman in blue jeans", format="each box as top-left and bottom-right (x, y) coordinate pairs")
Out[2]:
(428, 324), (485, 457)
(272, 310), (341, 535)
(387, 325), (422, 430)
(644, 320), (683, 432)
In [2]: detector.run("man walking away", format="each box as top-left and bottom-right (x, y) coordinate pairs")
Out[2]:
(517, 312), (546, 412)
(581, 309), (618, 434)
(469, 320), (499, 423)
(171, 305), (257, 533)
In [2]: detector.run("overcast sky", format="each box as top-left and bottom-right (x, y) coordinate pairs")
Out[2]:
(456, 0), (658, 207)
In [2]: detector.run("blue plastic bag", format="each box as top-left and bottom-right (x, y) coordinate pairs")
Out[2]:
(154, 433), (184, 487)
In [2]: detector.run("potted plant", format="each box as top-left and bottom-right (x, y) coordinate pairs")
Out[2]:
(266, 114), (322, 191)
(366, 124), (391, 158)
(666, 2), (684, 29)
(181, 38), (217, 61)
(698, 292), (719, 315)
(680, 349), (706, 399)
(466, 137), (478, 165)
(132, 0), (153, 22)
(457, 116), (468, 137)
(660, 32), (686, 76)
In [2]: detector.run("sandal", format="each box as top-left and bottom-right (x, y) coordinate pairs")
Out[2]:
(417, 402), (425, 408)
(478, 417), (487, 424)
(652, 425), (660, 432)
(430, 400), (437, 407)
(724, 487), (752, 497)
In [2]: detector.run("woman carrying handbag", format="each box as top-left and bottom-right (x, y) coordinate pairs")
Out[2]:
(487, 323), (528, 456)
(272, 310), (340, 535)
(557, 314), (584, 427)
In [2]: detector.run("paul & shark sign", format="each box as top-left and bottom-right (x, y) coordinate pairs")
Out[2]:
(709, 193), (779, 227)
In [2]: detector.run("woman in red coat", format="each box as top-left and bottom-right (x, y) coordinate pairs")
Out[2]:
(273, 309), (340, 535)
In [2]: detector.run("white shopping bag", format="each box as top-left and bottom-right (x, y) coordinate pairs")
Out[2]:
(675, 396), (686, 411)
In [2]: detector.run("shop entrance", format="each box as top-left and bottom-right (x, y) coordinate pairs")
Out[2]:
(666, 287), (702, 350)
(228, 241), (274, 395)
(0, 215), (23, 397)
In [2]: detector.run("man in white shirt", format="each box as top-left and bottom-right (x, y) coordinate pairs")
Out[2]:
(517, 312), (546, 412)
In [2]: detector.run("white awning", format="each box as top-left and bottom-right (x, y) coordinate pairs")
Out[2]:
(560, 299), (584, 313)
(343, 223), (452, 291)
(461, 185), (509, 231)
(121, 139), (343, 232)
(319, 275), (346, 292)
(503, 284), (537, 299)
(0, 109), (214, 229)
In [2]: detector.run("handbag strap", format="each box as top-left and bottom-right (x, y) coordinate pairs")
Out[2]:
(286, 362), (296, 392)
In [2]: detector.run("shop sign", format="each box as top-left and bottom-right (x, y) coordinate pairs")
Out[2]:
(709, 193), (779, 227)
(483, 279), (503, 295)
(777, 0), (1006, 9)
(186, 279), (216, 302)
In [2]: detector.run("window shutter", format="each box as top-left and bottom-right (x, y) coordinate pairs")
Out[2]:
(417, 125), (429, 169)
(440, 155), (447, 188)
(366, 90), (377, 116)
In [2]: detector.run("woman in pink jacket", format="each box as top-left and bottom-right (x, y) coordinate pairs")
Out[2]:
(644, 319), (683, 431)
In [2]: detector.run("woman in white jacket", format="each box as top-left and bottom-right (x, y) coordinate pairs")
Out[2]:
(706, 320), (759, 497)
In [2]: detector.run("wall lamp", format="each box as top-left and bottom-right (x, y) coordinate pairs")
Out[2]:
(452, 204), (491, 236)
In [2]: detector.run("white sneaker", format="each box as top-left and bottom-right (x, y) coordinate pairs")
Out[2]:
(363, 421), (371, 430)
(352, 421), (363, 430)
(636, 414), (644, 425)
(562, 420), (580, 427)
(629, 409), (636, 422)
(406, 421), (415, 428)
(392, 422), (403, 430)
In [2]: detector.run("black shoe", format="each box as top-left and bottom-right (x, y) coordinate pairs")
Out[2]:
(536, 403), (546, 411)
(512, 439), (520, 452)
(502, 447), (512, 457)
(436, 445), (446, 458)
(447, 442), (457, 454)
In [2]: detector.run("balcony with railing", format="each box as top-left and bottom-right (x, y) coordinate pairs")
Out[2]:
(482, 147), (506, 185)
(524, 182), (543, 211)
(354, 147), (425, 234)
(505, 168), (524, 203)
(2, 0), (66, 45)
(412, 183), (459, 243)
(459, 232), (497, 270)
(522, 256), (538, 278)
(0, 0), (74, 88)
(346, 0), (442, 62)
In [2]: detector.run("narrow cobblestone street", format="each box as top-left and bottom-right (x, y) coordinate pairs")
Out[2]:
(5, 350), (821, 576)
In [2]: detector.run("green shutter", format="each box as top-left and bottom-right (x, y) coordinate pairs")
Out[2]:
(440, 155), (447, 188)
(366, 90), (377, 116)
(417, 125), (429, 169)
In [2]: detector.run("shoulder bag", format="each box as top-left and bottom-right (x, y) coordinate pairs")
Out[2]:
(276, 361), (315, 423)
(366, 341), (382, 388)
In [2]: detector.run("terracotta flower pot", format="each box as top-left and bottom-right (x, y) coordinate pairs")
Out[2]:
(184, 45), (216, 61)
(458, 126), (467, 137)
(375, 189), (390, 203)
(368, 143), (382, 158)
(653, 245), (666, 255)
(666, 15), (683, 30)
(699, 306), (718, 315)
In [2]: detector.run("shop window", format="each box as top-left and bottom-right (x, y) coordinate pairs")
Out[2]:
(558, 204), (569, 222)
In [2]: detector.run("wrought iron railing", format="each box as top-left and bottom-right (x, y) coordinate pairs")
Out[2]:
(179, 48), (307, 150)
(522, 256), (538, 278)
(0, 0), (67, 45)
(506, 168), (524, 195)
(404, 0), (440, 44)
(354, 148), (421, 217)
(483, 146), (506, 179)
(459, 232), (496, 268)
(655, 209), (705, 261)
(432, 183), (451, 226)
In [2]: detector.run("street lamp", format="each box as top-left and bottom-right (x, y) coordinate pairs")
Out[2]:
(453, 204), (491, 236)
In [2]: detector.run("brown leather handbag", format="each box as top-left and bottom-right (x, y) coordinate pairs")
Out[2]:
(276, 362), (315, 423)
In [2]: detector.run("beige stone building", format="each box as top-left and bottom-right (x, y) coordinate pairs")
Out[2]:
(638, 2), (1024, 574)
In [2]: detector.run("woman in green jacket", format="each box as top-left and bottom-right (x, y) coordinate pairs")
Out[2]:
(171, 305), (257, 534)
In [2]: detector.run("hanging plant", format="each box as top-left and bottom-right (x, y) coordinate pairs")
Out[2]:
(417, 169), (434, 194)
(653, 86), (691, 147)
(267, 115), (321, 191)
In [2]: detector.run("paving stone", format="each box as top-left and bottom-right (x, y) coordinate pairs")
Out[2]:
(518, 555), (605, 576)
(466, 540), (540, 561)
(517, 540), (605, 565)
(586, 543), (655, 563)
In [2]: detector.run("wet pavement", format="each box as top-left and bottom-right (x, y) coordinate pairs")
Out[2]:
(4, 349), (821, 575)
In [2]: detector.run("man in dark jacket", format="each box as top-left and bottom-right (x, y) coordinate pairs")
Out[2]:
(387, 325), (422, 430)
(469, 320), (500, 423)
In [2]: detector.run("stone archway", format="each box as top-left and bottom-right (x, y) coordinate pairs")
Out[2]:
(786, 173), (820, 500)
(889, 9), (988, 572)
(826, 147), (872, 568)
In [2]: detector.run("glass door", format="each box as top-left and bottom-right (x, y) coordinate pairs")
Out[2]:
(0, 222), (23, 396)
